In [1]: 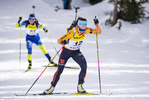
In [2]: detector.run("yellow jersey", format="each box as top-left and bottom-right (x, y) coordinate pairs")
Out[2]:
(57, 24), (101, 50)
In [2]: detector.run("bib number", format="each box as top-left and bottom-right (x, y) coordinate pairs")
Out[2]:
(30, 30), (36, 32)
(74, 41), (83, 46)
(26, 28), (38, 35)
(65, 40), (83, 50)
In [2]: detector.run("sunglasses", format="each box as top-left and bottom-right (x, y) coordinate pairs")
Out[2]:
(78, 27), (86, 32)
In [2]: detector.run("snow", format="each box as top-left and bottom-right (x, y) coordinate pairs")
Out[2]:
(0, 0), (149, 100)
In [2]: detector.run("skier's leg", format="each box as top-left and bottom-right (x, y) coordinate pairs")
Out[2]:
(26, 40), (33, 69)
(34, 34), (57, 66)
(72, 50), (87, 84)
(51, 48), (70, 86)
(72, 50), (87, 93)
(43, 47), (71, 94)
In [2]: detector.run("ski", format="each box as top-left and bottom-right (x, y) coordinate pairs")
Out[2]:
(71, 92), (98, 95)
(15, 92), (67, 96)
(24, 69), (32, 73)
(15, 92), (98, 96)
(43, 65), (79, 69)
(24, 68), (39, 73)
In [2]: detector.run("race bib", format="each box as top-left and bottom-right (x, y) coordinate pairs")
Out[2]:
(26, 22), (38, 36)
(65, 40), (83, 50)
(26, 28), (38, 35)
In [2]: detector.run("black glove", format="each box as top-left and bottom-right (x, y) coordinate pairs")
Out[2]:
(18, 16), (22, 23)
(94, 18), (99, 25)
(19, 16), (22, 21)
(44, 29), (48, 33)
(61, 40), (68, 45)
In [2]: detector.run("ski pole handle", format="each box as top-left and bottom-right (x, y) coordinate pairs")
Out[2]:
(32, 5), (35, 14)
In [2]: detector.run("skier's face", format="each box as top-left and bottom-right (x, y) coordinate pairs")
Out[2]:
(77, 20), (87, 34)
(29, 20), (35, 24)
(77, 25), (86, 34)
(29, 16), (35, 24)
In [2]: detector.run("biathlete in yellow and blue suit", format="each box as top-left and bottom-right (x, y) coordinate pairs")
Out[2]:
(16, 14), (57, 70)
(43, 17), (101, 94)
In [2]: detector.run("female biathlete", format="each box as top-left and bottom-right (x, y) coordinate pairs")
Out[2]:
(43, 17), (101, 94)
(16, 14), (57, 70)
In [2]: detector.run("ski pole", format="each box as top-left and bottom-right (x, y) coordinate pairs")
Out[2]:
(32, 5), (35, 14)
(46, 32), (59, 56)
(68, 6), (79, 31)
(95, 16), (102, 94)
(74, 6), (79, 21)
(25, 47), (63, 95)
(19, 14), (22, 71)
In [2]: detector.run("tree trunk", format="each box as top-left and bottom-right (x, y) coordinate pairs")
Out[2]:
(112, 0), (118, 26)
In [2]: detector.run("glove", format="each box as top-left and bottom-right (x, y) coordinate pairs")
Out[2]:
(94, 18), (99, 25)
(19, 16), (22, 21)
(44, 29), (48, 33)
(61, 40), (68, 45)
(18, 16), (22, 23)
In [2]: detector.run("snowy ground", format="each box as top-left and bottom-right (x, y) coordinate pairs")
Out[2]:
(0, 0), (149, 100)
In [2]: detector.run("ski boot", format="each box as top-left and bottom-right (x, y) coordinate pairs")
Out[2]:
(48, 58), (57, 66)
(28, 60), (32, 70)
(43, 84), (55, 94)
(24, 60), (32, 72)
(28, 65), (32, 70)
(77, 84), (86, 93)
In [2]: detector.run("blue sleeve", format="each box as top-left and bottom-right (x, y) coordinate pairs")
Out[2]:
(18, 20), (27, 27)
(21, 20), (27, 27)
(36, 21), (47, 31)
(36, 21), (40, 26)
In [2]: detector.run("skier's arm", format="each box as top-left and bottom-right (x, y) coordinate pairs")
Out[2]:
(16, 16), (22, 28)
(85, 24), (101, 35)
(37, 21), (48, 33)
(92, 17), (101, 34)
(90, 24), (101, 34)
(57, 30), (74, 45)
(85, 17), (101, 35)
(16, 20), (27, 28)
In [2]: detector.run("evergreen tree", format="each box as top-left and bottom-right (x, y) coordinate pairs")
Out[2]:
(117, 0), (145, 24)
(108, 0), (146, 24)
